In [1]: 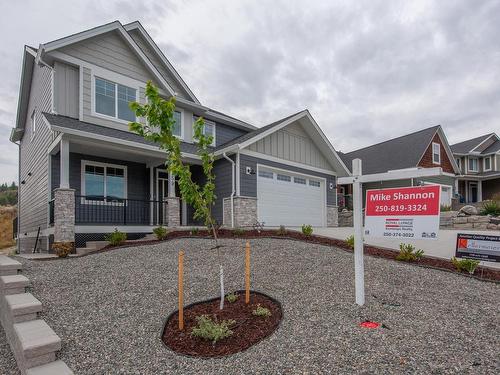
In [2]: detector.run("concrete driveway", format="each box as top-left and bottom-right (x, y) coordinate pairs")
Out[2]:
(311, 227), (500, 269)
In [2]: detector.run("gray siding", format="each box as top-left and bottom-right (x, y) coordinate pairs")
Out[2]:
(215, 122), (247, 147)
(54, 61), (79, 118)
(19, 63), (58, 243)
(213, 157), (235, 224)
(238, 154), (337, 206)
(247, 122), (333, 171)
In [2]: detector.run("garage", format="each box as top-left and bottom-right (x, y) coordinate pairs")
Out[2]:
(257, 165), (326, 227)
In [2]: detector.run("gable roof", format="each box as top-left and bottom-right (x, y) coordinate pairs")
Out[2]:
(215, 110), (350, 176)
(339, 125), (457, 174)
(482, 138), (500, 154)
(451, 133), (500, 155)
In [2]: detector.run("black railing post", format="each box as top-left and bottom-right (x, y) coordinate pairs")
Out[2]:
(123, 200), (127, 225)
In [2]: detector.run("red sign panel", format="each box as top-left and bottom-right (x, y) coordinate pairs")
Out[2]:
(365, 185), (440, 216)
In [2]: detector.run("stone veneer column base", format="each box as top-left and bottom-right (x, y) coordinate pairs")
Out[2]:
(166, 197), (180, 227)
(327, 205), (339, 227)
(223, 196), (258, 228)
(53, 188), (75, 244)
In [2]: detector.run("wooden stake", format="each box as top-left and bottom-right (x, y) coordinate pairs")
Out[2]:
(245, 241), (250, 304)
(178, 250), (184, 330)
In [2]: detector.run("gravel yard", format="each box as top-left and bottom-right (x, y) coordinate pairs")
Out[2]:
(3, 238), (499, 374)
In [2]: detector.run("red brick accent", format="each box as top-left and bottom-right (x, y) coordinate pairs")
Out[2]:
(418, 133), (455, 173)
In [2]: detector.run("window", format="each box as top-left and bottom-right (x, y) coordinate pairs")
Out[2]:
(258, 170), (273, 179)
(432, 142), (440, 164)
(309, 180), (321, 187)
(173, 111), (182, 137)
(30, 109), (36, 141)
(83, 162), (126, 202)
(456, 158), (461, 169)
(294, 177), (306, 185)
(468, 157), (478, 172)
(484, 156), (492, 171)
(277, 174), (291, 182)
(193, 116), (215, 146)
(95, 77), (136, 122)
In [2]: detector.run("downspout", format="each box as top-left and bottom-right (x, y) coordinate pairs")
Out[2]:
(222, 152), (235, 228)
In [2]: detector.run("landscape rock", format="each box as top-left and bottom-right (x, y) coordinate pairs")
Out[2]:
(486, 223), (499, 230)
(459, 205), (478, 216)
(490, 217), (500, 225)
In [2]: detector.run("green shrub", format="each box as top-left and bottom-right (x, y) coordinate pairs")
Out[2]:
(276, 225), (287, 236)
(440, 204), (452, 212)
(52, 242), (73, 258)
(191, 315), (235, 344)
(226, 292), (239, 303)
(153, 226), (168, 240)
(301, 224), (313, 236)
(346, 235), (354, 249)
(396, 243), (424, 262)
(190, 227), (199, 235)
(252, 304), (271, 318)
(105, 229), (127, 246)
(451, 257), (480, 274)
(233, 227), (245, 236)
(480, 200), (500, 216)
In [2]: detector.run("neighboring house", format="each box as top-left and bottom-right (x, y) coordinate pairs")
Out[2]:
(451, 133), (500, 203)
(338, 125), (460, 207)
(9, 21), (349, 253)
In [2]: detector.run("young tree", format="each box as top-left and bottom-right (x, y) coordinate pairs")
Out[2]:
(129, 81), (226, 309)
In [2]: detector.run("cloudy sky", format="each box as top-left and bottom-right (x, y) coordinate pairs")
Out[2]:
(1, 0), (499, 183)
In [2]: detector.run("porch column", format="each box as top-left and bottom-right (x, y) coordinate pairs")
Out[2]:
(236, 151), (241, 196)
(60, 137), (70, 188)
(478, 180), (483, 202)
(166, 171), (180, 227)
(149, 166), (154, 225)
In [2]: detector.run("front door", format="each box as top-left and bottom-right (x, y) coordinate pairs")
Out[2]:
(158, 177), (168, 224)
(468, 182), (478, 203)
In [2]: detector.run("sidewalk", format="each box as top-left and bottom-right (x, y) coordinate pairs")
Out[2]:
(311, 227), (500, 270)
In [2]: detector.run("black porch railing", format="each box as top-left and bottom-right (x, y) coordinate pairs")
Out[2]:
(75, 196), (167, 225)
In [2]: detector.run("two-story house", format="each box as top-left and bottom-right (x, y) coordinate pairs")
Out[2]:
(451, 133), (500, 203)
(9, 21), (349, 253)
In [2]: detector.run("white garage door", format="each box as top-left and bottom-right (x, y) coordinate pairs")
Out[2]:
(257, 166), (326, 227)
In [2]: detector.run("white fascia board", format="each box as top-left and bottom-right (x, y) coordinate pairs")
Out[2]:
(14, 48), (36, 130)
(338, 167), (444, 185)
(123, 21), (201, 105)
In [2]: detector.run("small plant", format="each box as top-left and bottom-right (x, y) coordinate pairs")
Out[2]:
(346, 235), (354, 249)
(440, 204), (452, 212)
(191, 315), (235, 344)
(276, 225), (287, 236)
(52, 242), (73, 258)
(190, 227), (199, 235)
(233, 227), (245, 236)
(153, 226), (168, 240)
(396, 243), (424, 262)
(252, 304), (271, 318)
(480, 200), (500, 216)
(105, 229), (127, 246)
(301, 224), (313, 236)
(451, 257), (480, 274)
(226, 292), (239, 303)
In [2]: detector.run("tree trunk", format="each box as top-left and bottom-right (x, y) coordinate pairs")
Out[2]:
(210, 223), (224, 310)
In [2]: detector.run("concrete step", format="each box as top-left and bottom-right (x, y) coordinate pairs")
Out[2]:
(0, 255), (22, 276)
(26, 360), (74, 375)
(86, 241), (108, 250)
(4, 293), (43, 323)
(75, 247), (96, 255)
(0, 275), (30, 295)
(13, 319), (61, 370)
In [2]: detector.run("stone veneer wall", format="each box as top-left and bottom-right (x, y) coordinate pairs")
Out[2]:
(223, 196), (257, 227)
(165, 197), (180, 227)
(327, 206), (339, 227)
(53, 188), (75, 244)
(338, 211), (353, 227)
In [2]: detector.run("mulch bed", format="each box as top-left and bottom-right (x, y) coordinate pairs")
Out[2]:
(162, 291), (282, 357)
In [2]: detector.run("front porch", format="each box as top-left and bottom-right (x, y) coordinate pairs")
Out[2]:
(457, 177), (500, 203)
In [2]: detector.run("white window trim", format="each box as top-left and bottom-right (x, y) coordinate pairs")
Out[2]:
(91, 70), (140, 125)
(483, 156), (492, 171)
(468, 157), (479, 172)
(173, 108), (185, 140)
(81, 160), (128, 205)
(456, 158), (461, 170)
(30, 109), (36, 141)
(432, 142), (441, 165)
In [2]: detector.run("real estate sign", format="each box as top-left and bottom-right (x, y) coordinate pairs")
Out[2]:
(364, 185), (440, 240)
(455, 233), (500, 262)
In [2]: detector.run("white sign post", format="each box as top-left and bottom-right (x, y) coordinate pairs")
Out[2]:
(338, 159), (445, 306)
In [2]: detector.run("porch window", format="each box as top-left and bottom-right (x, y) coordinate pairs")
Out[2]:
(95, 77), (136, 122)
(432, 142), (440, 164)
(468, 157), (478, 172)
(83, 162), (127, 202)
(484, 156), (491, 171)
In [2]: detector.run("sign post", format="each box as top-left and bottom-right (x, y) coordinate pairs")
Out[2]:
(339, 160), (445, 306)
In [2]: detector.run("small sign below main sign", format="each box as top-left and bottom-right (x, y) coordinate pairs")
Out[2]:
(455, 233), (500, 262)
(364, 185), (441, 240)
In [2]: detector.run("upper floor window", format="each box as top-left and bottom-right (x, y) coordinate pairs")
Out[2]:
(193, 116), (215, 146)
(30, 109), (36, 141)
(432, 142), (440, 164)
(173, 111), (182, 138)
(83, 161), (127, 202)
(468, 157), (478, 172)
(95, 77), (136, 122)
(456, 158), (461, 169)
(484, 156), (492, 171)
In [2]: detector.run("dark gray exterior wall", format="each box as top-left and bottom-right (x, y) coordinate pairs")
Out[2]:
(238, 154), (337, 206)
(213, 156), (236, 224)
(214, 122), (247, 147)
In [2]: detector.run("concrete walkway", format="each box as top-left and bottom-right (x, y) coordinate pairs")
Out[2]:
(310, 227), (500, 269)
